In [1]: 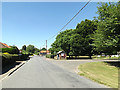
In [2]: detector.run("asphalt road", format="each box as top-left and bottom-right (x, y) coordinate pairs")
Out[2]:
(2, 56), (109, 88)
(46, 58), (100, 73)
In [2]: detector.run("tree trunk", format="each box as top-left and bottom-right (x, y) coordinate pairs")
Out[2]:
(75, 56), (77, 59)
(89, 55), (92, 59)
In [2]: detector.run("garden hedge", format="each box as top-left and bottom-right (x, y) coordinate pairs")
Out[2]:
(46, 54), (54, 58)
(19, 54), (29, 60)
(0, 53), (30, 67)
(1, 54), (19, 67)
(0, 48), (19, 54)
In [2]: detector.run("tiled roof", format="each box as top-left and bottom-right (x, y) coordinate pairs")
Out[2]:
(0, 42), (11, 48)
(40, 50), (50, 53)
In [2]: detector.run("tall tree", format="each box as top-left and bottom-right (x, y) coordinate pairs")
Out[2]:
(40, 48), (46, 51)
(74, 19), (97, 58)
(93, 2), (120, 55)
(51, 19), (96, 58)
(22, 45), (26, 51)
(26, 45), (35, 54)
(51, 29), (73, 56)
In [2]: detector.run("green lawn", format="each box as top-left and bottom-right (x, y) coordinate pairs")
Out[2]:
(78, 62), (119, 88)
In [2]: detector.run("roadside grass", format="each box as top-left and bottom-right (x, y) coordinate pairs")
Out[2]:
(78, 62), (119, 88)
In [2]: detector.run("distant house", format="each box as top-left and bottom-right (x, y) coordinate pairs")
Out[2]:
(40, 50), (50, 56)
(0, 42), (11, 48)
(57, 51), (66, 60)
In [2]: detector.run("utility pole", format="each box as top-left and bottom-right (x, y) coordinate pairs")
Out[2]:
(46, 40), (47, 54)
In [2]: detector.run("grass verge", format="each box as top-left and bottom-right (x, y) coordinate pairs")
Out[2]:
(78, 62), (119, 88)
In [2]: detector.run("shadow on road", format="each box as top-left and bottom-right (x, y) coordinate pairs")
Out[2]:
(18, 57), (30, 61)
(1, 62), (21, 75)
(104, 61), (120, 68)
(8, 63), (25, 76)
(1, 57), (31, 75)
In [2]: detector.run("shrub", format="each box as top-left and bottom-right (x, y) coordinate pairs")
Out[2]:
(11, 46), (19, 54)
(0, 48), (13, 53)
(1, 47), (19, 54)
(19, 54), (29, 60)
(118, 56), (120, 59)
(1, 53), (19, 67)
(46, 54), (54, 58)
(21, 50), (29, 54)
(34, 51), (39, 55)
(1, 53), (30, 67)
(3, 52), (10, 54)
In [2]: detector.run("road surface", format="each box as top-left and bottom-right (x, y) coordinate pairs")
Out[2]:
(2, 56), (108, 88)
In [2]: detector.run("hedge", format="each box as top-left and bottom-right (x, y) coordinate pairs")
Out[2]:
(1, 53), (19, 67)
(0, 53), (30, 67)
(46, 54), (54, 58)
(19, 54), (29, 60)
(0, 48), (19, 54)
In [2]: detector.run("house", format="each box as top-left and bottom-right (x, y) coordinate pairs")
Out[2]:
(40, 50), (50, 56)
(0, 42), (11, 48)
(57, 51), (66, 60)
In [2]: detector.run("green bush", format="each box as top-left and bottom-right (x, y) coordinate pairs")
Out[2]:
(1, 47), (19, 54)
(46, 54), (54, 58)
(1, 53), (30, 67)
(34, 51), (39, 55)
(21, 50), (29, 54)
(1, 53), (19, 67)
(19, 54), (29, 60)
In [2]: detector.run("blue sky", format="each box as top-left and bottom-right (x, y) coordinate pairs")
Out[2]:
(2, 2), (98, 49)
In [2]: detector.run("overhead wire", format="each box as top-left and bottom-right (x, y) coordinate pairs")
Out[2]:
(47, 0), (91, 41)
(41, 0), (91, 48)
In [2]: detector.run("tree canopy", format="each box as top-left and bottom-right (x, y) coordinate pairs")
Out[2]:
(26, 45), (35, 54)
(49, 2), (120, 57)
(22, 45), (26, 51)
(51, 19), (96, 57)
(40, 48), (47, 51)
(93, 2), (120, 55)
